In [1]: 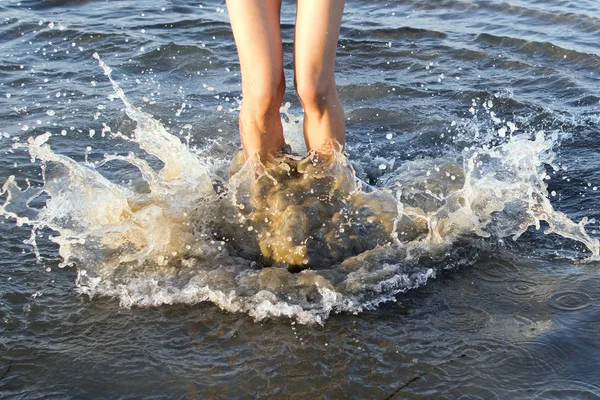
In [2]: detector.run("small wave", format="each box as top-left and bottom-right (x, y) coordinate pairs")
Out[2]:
(137, 43), (215, 73)
(16, 0), (94, 10)
(484, 2), (600, 35)
(475, 33), (600, 69)
(410, 0), (600, 35)
(141, 19), (231, 33)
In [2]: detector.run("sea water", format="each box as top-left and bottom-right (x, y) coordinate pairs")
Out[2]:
(1, 0), (599, 398)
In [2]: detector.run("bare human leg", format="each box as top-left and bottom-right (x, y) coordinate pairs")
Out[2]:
(294, 0), (346, 152)
(225, 0), (285, 161)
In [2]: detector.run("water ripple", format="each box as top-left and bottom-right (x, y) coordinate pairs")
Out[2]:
(506, 279), (539, 296)
(547, 291), (595, 312)
(473, 260), (520, 283)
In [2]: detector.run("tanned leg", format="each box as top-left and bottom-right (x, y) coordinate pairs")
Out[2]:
(226, 0), (285, 161)
(294, 0), (345, 152)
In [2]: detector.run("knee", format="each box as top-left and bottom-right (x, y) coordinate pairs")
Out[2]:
(243, 76), (285, 116)
(294, 76), (334, 114)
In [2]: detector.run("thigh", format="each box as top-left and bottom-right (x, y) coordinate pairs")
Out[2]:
(226, 0), (284, 91)
(294, 0), (345, 84)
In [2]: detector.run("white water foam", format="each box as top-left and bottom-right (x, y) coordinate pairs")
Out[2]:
(1, 55), (598, 324)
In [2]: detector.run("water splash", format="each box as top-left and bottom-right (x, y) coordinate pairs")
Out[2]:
(1, 55), (598, 324)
